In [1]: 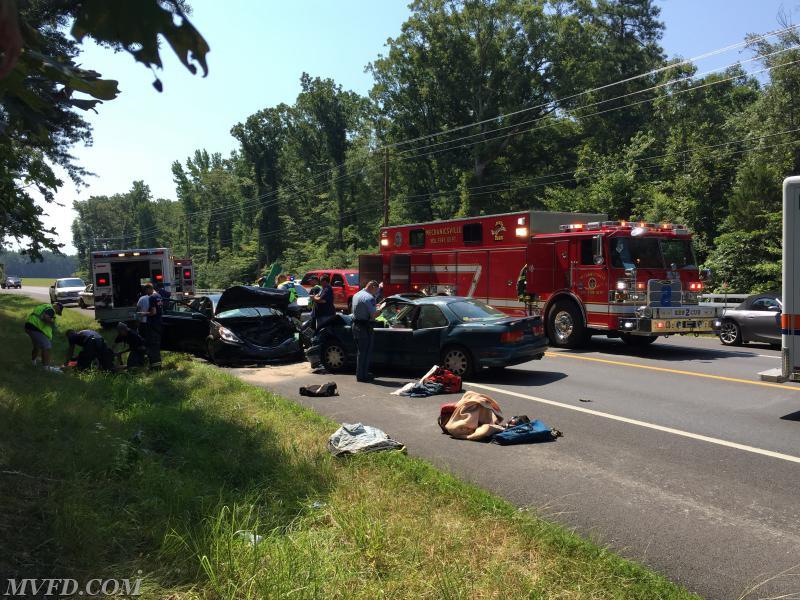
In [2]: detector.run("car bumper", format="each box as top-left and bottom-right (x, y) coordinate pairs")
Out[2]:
(211, 336), (302, 363)
(476, 339), (549, 368)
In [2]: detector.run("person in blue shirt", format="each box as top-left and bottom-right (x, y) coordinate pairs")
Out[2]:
(350, 280), (380, 382)
(312, 274), (336, 331)
(141, 283), (164, 368)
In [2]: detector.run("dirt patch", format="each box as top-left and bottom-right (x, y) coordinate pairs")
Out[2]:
(227, 360), (316, 385)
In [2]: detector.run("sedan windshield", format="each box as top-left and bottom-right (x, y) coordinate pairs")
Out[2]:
(58, 278), (85, 288)
(449, 300), (506, 322)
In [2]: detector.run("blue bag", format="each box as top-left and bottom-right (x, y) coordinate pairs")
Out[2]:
(492, 420), (560, 445)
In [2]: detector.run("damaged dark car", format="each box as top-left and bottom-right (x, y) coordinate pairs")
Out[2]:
(161, 286), (303, 365)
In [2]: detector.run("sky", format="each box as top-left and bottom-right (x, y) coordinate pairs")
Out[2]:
(32, 0), (799, 254)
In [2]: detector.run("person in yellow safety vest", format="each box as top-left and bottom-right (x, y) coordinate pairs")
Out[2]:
(277, 274), (298, 303)
(24, 302), (64, 368)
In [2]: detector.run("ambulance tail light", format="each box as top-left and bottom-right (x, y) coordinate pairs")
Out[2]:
(500, 330), (524, 344)
(183, 269), (192, 279)
(688, 281), (703, 291)
(95, 273), (110, 286)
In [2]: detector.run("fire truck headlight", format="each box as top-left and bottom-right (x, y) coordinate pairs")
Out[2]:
(714, 319), (722, 328)
(624, 321), (634, 329)
(616, 280), (628, 290)
(380, 238), (389, 247)
(515, 227), (528, 237)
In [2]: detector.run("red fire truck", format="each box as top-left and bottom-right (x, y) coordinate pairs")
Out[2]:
(359, 210), (722, 348)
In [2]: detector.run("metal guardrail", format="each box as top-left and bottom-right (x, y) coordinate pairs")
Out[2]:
(698, 293), (749, 308)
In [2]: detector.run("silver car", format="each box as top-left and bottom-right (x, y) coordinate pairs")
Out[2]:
(719, 292), (781, 346)
(78, 284), (94, 309)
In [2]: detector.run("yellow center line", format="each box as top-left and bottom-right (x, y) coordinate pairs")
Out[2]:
(544, 351), (800, 392)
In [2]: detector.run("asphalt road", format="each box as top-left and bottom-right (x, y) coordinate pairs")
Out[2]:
(231, 336), (800, 600)
(5, 287), (799, 599)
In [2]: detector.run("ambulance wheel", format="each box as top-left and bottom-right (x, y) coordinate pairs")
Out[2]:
(441, 345), (474, 378)
(322, 341), (348, 373)
(547, 300), (586, 348)
(719, 319), (742, 346)
(620, 333), (657, 346)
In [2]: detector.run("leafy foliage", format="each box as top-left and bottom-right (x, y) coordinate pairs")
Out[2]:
(0, 0), (208, 259)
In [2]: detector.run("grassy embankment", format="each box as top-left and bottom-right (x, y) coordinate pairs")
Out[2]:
(11, 277), (56, 287)
(0, 294), (699, 598)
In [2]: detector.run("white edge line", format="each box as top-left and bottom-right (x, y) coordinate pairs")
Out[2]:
(465, 382), (800, 464)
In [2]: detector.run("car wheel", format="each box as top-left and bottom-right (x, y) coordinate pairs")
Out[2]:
(78, 298), (86, 309)
(441, 345), (474, 378)
(206, 339), (221, 364)
(547, 300), (587, 348)
(321, 341), (348, 373)
(620, 333), (657, 346)
(719, 319), (743, 346)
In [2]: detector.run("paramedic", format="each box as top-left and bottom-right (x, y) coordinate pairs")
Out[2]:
(64, 329), (114, 371)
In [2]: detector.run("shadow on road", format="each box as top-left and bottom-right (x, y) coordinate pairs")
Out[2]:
(779, 410), (800, 422)
(566, 337), (769, 363)
(472, 368), (567, 386)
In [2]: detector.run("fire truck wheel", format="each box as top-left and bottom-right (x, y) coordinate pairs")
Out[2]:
(719, 319), (742, 346)
(547, 300), (586, 348)
(441, 345), (474, 378)
(620, 333), (657, 346)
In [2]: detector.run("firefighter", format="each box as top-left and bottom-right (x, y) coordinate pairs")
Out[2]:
(24, 301), (63, 369)
(64, 329), (114, 372)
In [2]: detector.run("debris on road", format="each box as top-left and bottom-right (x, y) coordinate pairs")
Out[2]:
(492, 420), (562, 445)
(440, 392), (563, 444)
(442, 391), (505, 441)
(579, 398), (592, 403)
(393, 365), (462, 397)
(327, 423), (405, 456)
(299, 382), (338, 397)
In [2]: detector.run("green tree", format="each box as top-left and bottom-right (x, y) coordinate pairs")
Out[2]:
(0, 0), (208, 258)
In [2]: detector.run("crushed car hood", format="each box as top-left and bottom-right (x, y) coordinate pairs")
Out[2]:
(215, 286), (290, 315)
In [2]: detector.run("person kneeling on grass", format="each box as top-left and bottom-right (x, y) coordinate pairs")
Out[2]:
(24, 302), (63, 369)
(64, 329), (114, 372)
(113, 322), (147, 369)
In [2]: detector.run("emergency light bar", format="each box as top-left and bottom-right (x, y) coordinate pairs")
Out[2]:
(557, 220), (691, 234)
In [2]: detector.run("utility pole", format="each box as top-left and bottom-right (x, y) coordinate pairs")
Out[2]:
(383, 148), (389, 227)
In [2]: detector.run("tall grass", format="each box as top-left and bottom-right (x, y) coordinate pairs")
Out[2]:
(0, 294), (698, 598)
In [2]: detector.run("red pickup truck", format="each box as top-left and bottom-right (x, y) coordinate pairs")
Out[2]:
(300, 269), (360, 312)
